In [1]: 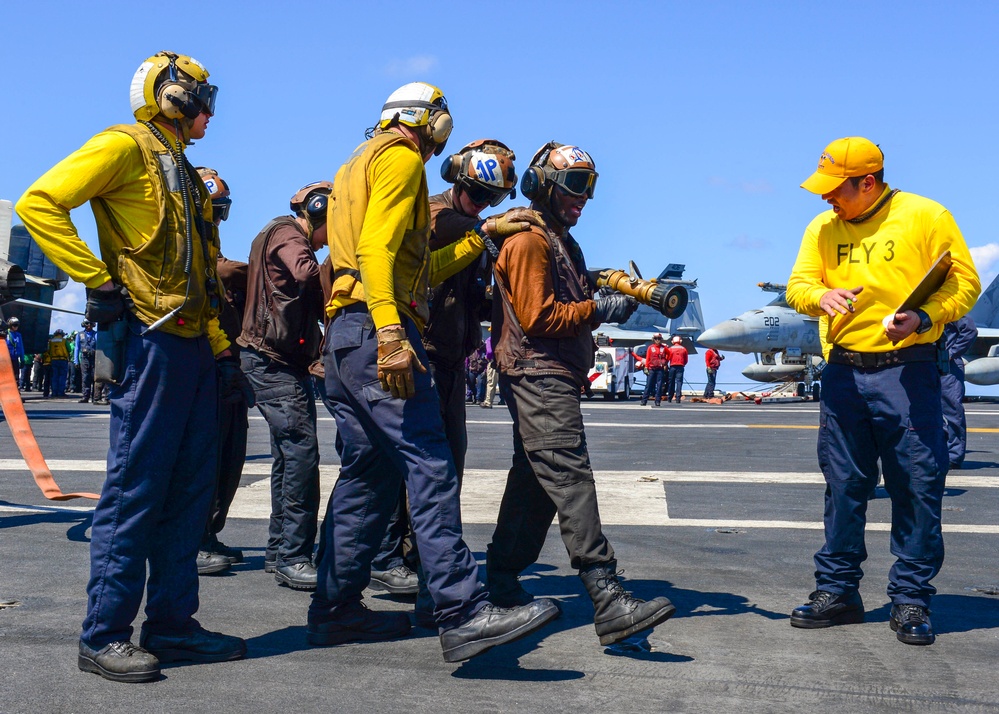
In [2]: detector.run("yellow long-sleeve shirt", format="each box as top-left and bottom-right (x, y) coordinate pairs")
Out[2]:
(328, 137), (485, 330)
(16, 127), (228, 354)
(786, 186), (980, 354)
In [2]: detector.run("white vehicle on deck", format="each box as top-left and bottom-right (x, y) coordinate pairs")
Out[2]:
(587, 339), (636, 400)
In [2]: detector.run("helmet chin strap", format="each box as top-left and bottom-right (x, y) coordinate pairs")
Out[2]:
(413, 124), (439, 159)
(174, 117), (195, 145)
(545, 191), (568, 233)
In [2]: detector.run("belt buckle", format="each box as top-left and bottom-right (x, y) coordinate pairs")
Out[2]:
(845, 351), (864, 368)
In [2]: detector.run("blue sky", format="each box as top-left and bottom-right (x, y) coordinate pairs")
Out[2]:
(2, 1), (998, 392)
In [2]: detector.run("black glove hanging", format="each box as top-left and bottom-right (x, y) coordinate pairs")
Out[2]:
(593, 294), (639, 324)
(85, 287), (126, 325)
(217, 356), (255, 407)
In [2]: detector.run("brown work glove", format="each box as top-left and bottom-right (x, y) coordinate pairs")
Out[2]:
(481, 208), (546, 240)
(376, 325), (427, 399)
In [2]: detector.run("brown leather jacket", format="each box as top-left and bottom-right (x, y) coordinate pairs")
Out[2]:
(424, 189), (490, 369)
(237, 217), (323, 374)
(493, 206), (597, 383)
(217, 254), (248, 357)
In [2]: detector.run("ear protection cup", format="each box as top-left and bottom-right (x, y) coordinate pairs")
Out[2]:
(305, 192), (328, 221)
(520, 166), (546, 200)
(440, 153), (464, 183)
(521, 142), (560, 200)
(158, 83), (202, 119)
(429, 111), (453, 145)
(156, 57), (202, 120)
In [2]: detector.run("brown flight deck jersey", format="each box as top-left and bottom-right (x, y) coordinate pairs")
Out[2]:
(493, 223), (598, 383)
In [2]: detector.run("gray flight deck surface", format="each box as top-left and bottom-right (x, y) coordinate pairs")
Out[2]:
(2, 396), (998, 713)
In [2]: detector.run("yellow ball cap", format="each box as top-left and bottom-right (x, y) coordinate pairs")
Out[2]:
(800, 137), (884, 194)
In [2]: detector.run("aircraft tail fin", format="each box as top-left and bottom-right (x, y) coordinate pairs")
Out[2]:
(969, 273), (999, 328)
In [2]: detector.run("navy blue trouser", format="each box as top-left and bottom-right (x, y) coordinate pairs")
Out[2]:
(50, 359), (68, 397)
(941, 360), (967, 467)
(82, 320), (217, 649)
(642, 367), (665, 404)
(815, 361), (948, 608)
(206, 394), (249, 539)
(372, 360), (467, 572)
(241, 349), (320, 565)
(80, 352), (95, 400)
(666, 365), (684, 401)
(704, 368), (717, 398)
(310, 309), (486, 630)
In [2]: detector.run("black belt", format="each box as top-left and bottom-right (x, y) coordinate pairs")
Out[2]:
(828, 343), (937, 369)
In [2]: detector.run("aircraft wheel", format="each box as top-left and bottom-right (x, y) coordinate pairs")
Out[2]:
(812, 383), (821, 401)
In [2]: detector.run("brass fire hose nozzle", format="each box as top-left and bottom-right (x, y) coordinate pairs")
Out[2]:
(595, 268), (688, 320)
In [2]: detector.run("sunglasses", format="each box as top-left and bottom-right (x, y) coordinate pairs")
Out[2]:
(463, 180), (511, 208)
(551, 168), (597, 198)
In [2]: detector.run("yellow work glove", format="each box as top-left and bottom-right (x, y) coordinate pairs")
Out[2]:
(376, 325), (426, 400)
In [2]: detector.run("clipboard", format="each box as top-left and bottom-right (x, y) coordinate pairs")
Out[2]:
(880, 250), (952, 330)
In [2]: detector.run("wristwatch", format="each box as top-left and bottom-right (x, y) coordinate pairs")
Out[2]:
(915, 309), (933, 334)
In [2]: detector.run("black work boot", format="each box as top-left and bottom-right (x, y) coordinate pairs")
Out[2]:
(78, 641), (160, 683)
(139, 626), (246, 663)
(890, 603), (934, 645)
(439, 599), (560, 663)
(790, 590), (864, 629)
(369, 565), (419, 596)
(202, 533), (244, 564)
(197, 551), (231, 576)
(307, 601), (412, 646)
(579, 563), (676, 646)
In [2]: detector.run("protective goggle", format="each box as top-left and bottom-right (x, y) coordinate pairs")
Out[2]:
(212, 196), (232, 222)
(191, 83), (219, 116)
(463, 179), (512, 208)
(551, 168), (597, 198)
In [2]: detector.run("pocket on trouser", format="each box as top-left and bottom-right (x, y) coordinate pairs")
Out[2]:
(904, 412), (948, 487)
(523, 431), (582, 452)
(816, 406), (868, 485)
(362, 378), (394, 403)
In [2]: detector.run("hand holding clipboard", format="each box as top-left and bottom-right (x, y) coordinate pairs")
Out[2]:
(880, 251), (952, 344)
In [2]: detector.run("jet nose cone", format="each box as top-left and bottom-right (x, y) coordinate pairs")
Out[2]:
(698, 321), (750, 351)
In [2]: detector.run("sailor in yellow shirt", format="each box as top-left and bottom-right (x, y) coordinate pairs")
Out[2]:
(16, 51), (247, 683)
(786, 137), (980, 647)
(44, 329), (71, 397)
(309, 82), (558, 663)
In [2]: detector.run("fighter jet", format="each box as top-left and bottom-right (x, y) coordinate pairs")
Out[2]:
(697, 282), (823, 385)
(961, 274), (999, 385)
(1, 199), (75, 353)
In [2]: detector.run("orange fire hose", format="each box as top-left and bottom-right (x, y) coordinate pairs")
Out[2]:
(0, 341), (99, 501)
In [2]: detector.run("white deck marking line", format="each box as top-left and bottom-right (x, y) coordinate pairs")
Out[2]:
(6, 466), (997, 531)
(4, 462), (998, 490)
